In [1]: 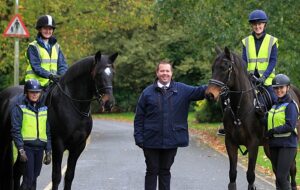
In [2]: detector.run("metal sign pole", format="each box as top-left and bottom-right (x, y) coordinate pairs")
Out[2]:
(14, 0), (19, 86)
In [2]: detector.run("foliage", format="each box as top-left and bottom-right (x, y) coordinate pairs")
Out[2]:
(1, 0), (300, 111)
(194, 100), (223, 122)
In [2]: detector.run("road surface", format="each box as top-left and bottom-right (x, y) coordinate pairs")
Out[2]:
(37, 119), (275, 190)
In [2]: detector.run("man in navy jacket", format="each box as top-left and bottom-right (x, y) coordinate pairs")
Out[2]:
(134, 60), (207, 190)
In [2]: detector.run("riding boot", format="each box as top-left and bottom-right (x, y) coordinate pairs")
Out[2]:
(217, 125), (226, 136)
(217, 128), (226, 136)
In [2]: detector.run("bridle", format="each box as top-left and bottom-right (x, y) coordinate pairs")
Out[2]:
(50, 65), (113, 117)
(208, 56), (255, 126)
(208, 55), (257, 155)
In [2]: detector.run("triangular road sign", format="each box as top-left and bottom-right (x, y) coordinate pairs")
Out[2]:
(3, 14), (30, 38)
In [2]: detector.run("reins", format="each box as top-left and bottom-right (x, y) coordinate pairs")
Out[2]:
(47, 62), (113, 118)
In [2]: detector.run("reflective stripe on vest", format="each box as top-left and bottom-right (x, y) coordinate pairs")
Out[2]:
(267, 102), (297, 137)
(20, 105), (48, 142)
(25, 40), (59, 86)
(242, 34), (278, 86)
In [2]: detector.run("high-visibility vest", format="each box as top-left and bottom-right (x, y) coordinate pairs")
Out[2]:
(20, 105), (48, 142)
(25, 40), (59, 86)
(268, 102), (298, 137)
(242, 34), (278, 86)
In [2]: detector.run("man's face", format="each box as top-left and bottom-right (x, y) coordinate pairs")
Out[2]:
(27, 91), (41, 102)
(156, 63), (172, 85)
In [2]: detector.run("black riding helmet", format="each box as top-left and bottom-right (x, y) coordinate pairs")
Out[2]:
(36, 15), (56, 30)
(272, 74), (290, 87)
(24, 79), (42, 94)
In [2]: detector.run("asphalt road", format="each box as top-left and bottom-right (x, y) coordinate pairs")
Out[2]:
(37, 119), (275, 190)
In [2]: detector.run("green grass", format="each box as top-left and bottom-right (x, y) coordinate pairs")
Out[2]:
(94, 112), (300, 184)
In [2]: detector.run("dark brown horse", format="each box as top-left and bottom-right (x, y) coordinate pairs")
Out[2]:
(205, 47), (298, 190)
(0, 51), (118, 190)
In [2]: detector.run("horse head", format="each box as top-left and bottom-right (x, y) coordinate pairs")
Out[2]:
(92, 51), (118, 112)
(205, 46), (246, 101)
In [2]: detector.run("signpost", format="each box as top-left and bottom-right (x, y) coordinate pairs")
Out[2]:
(2, 0), (30, 86)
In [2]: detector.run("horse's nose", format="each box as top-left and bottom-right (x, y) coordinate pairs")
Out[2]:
(205, 92), (215, 101)
(104, 100), (114, 112)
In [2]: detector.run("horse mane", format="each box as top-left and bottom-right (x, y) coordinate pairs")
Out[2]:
(61, 56), (94, 84)
(231, 52), (248, 77)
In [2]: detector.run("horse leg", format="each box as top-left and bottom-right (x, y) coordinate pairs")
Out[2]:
(0, 140), (13, 190)
(246, 142), (259, 190)
(64, 143), (86, 190)
(52, 143), (64, 190)
(13, 159), (25, 190)
(225, 138), (238, 190)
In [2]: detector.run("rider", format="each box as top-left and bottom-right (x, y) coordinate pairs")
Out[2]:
(266, 74), (298, 190)
(218, 10), (278, 136)
(242, 9), (278, 104)
(25, 15), (68, 88)
(11, 79), (52, 190)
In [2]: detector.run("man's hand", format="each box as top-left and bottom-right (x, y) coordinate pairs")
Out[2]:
(43, 151), (52, 165)
(19, 149), (28, 162)
(49, 74), (60, 83)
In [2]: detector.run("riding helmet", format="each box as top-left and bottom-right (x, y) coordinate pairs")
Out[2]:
(272, 74), (290, 87)
(36, 15), (56, 29)
(248, 10), (268, 23)
(24, 79), (43, 93)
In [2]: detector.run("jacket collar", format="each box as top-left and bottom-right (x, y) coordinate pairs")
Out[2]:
(154, 79), (178, 94)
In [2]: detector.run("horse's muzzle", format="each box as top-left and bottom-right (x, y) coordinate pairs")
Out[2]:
(205, 85), (221, 101)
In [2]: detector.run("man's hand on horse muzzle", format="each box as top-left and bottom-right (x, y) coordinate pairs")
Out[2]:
(49, 74), (60, 83)
(43, 151), (52, 165)
(19, 149), (28, 162)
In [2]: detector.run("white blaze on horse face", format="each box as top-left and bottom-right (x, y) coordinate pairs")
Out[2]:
(104, 67), (111, 76)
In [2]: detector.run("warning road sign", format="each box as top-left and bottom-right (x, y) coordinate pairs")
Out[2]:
(3, 14), (30, 38)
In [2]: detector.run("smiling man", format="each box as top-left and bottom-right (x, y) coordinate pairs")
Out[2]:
(134, 60), (207, 190)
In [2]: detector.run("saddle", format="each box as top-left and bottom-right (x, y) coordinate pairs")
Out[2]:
(254, 85), (273, 113)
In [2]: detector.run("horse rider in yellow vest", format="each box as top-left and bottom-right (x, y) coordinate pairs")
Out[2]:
(242, 9), (278, 103)
(266, 74), (298, 190)
(218, 10), (279, 136)
(25, 15), (68, 87)
(11, 79), (51, 190)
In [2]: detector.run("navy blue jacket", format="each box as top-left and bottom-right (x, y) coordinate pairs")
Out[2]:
(134, 80), (207, 149)
(26, 34), (68, 79)
(11, 95), (51, 152)
(242, 32), (278, 79)
(267, 94), (298, 148)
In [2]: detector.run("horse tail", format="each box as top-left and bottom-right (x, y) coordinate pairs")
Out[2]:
(290, 85), (300, 141)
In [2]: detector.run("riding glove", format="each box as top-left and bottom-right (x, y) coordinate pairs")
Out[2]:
(257, 76), (266, 85)
(19, 149), (28, 162)
(43, 151), (52, 165)
(49, 74), (60, 83)
(266, 129), (275, 138)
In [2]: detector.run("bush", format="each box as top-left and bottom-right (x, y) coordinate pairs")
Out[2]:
(194, 100), (223, 123)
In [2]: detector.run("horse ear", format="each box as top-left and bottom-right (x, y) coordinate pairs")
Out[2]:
(95, 51), (102, 65)
(215, 46), (222, 55)
(224, 46), (231, 59)
(109, 53), (118, 64)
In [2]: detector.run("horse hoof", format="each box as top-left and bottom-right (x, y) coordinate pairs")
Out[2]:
(248, 184), (256, 190)
(228, 182), (237, 190)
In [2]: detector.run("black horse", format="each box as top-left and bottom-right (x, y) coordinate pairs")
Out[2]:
(0, 51), (118, 190)
(205, 47), (298, 190)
